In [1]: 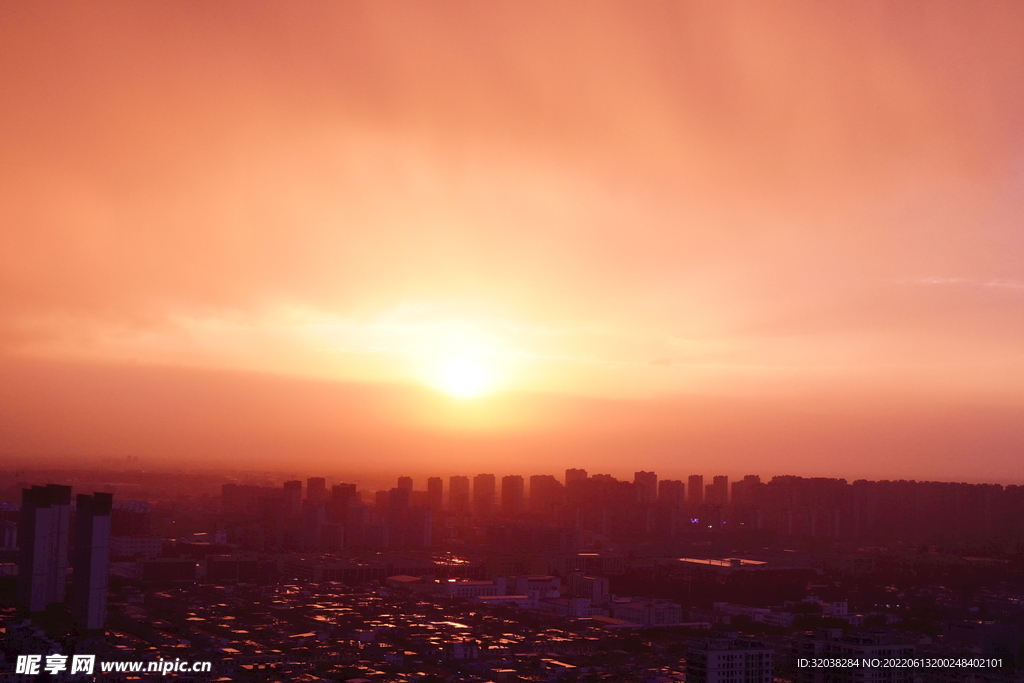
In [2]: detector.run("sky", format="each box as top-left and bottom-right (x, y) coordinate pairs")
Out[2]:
(2, 2), (1024, 482)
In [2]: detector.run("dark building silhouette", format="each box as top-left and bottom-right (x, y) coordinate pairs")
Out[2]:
(397, 476), (413, 491)
(72, 492), (112, 631)
(501, 475), (525, 516)
(473, 473), (496, 517)
(658, 479), (685, 508)
(657, 479), (687, 536)
(18, 484), (71, 612)
(331, 483), (358, 506)
(565, 468), (588, 486)
(634, 471), (658, 505)
(529, 475), (564, 516)
(731, 474), (761, 505)
(306, 477), (326, 504)
(426, 477), (443, 512)
(688, 475), (705, 505)
(706, 475), (728, 505)
(283, 480), (302, 518)
(449, 476), (470, 515)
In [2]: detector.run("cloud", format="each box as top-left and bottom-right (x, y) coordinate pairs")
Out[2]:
(913, 277), (1024, 290)
(2, 3), (1024, 476)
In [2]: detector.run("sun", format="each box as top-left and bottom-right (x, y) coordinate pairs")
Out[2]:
(439, 357), (489, 398)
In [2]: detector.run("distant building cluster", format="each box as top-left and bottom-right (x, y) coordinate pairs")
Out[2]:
(217, 470), (1024, 557)
(3, 467), (1024, 681)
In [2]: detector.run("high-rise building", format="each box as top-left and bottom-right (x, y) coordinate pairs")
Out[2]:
(501, 475), (525, 516)
(656, 479), (688, 536)
(529, 475), (564, 515)
(426, 477), (443, 512)
(634, 471), (658, 505)
(449, 476), (470, 515)
(72, 492), (112, 631)
(565, 468), (588, 486)
(706, 476), (728, 505)
(302, 499), (326, 550)
(473, 474), (496, 517)
(388, 487), (411, 515)
(397, 476), (414, 491)
(331, 483), (358, 505)
(688, 475), (705, 505)
(18, 485), (71, 612)
(731, 475), (761, 505)
(658, 480), (686, 509)
(283, 480), (303, 518)
(306, 477), (327, 504)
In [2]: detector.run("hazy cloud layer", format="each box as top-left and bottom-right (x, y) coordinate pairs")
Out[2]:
(2, 2), (1023, 477)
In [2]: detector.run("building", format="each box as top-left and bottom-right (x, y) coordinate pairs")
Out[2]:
(283, 480), (303, 518)
(610, 598), (684, 626)
(18, 485), (71, 612)
(566, 572), (609, 604)
(657, 479), (687, 535)
(501, 475), (525, 516)
(711, 602), (796, 628)
(672, 557), (783, 582)
(397, 476), (413, 491)
(434, 578), (507, 598)
(633, 471), (658, 505)
(688, 475), (705, 505)
(426, 477), (443, 512)
(206, 554), (270, 583)
(473, 474), (496, 517)
(687, 634), (774, 683)
(529, 475), (564, 515)
(565, 469), (588, 486)
(477, 594), (535, 609)
(449, 476), (470, 515)
(72, 492), (112, 631)
(658, 479), (685, 508)
(334, 481), (358, 501)
(551, 552), (626, 576)
(306, 477), (327, 504)
(486, 523), (579, 555)
(537, 597), (594, 618)
(706, 475), (729, 505)
(510, 575), (561, 600)
(731, 475), (761, 505)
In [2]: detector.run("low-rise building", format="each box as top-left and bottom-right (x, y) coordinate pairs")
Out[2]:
(610, 598), (683, 626)
(537, 597), (594, 618)
(686, 634), (774, 683)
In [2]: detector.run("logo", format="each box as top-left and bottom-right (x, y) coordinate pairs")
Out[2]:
(15, 655), (96, 676)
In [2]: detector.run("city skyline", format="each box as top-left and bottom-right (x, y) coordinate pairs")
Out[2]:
(5, 463), (1024, 679)
(5, 4), (1024, 679)
(3, 3), (1024, 481)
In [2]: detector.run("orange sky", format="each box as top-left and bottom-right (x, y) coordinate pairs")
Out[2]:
(2, 2), (1024, 482)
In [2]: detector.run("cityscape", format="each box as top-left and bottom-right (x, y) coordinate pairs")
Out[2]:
(3, 466), (1024, 681)
(4, 1), (1024, 681)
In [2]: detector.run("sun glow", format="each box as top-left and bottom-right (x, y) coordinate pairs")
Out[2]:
(439, 357), (489, 398)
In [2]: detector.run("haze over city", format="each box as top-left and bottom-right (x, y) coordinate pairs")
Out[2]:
(2, 2), (1024, 481)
